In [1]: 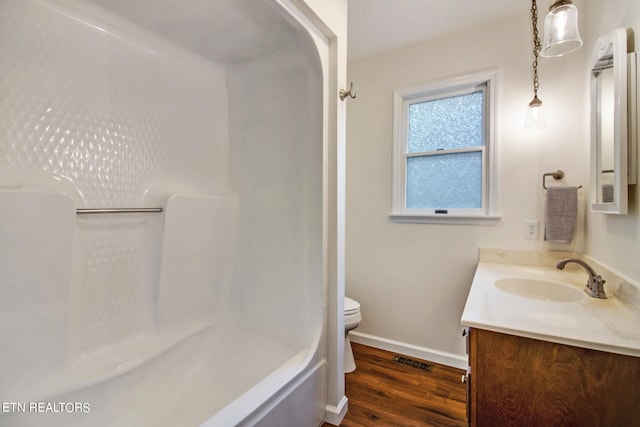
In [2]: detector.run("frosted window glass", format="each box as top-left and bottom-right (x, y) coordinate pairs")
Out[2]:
(406, 152), (482, 208)
(408, 91), (483, 153)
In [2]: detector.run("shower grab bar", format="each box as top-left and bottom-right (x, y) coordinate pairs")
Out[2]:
(76, 208), (163, 215)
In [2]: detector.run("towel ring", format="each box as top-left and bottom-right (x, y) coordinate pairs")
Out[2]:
(542, 169), (582, 190)
(543, 170), (564, 189)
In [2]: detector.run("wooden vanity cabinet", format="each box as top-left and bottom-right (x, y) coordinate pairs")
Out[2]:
(466, 328), (640, 427)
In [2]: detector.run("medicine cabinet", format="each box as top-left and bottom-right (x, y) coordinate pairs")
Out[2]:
(590, 27), (637, 214)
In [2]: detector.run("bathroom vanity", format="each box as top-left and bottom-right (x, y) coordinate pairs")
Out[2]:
(465, 328), (640, 426)
(461, 251), (640, 427)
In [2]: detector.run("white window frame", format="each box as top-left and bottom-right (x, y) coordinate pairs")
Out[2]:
(391, 70), (500, 225)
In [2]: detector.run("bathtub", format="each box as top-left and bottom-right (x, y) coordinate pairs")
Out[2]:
(0, 318), (325, 426)
(0, 0), (329, 425)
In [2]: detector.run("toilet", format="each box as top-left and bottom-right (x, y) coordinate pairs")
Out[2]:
(344, 296), (362, 373)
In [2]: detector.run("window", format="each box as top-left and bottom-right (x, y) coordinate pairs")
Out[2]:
(391, 70), (499, 224)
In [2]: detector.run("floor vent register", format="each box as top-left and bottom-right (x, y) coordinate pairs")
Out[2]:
(393, 355), (432, 372)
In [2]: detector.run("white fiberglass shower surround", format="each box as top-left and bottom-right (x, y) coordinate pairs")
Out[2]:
(0, 0), (331, 425)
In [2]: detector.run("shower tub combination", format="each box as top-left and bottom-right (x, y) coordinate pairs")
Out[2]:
(0, 0), (329, 425)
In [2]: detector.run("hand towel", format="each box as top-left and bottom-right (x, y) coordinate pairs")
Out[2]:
(544, 186), (578, 243)
(602, 184), (614, 203)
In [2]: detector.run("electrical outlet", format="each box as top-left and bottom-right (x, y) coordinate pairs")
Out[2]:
(525, 220), (539, 240)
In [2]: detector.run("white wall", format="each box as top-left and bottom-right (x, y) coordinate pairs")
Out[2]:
(346, 2), (591, 363)
(584, 0), (640, 282)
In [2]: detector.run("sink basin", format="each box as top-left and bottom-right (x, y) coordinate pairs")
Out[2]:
(495, 278), (582, 302)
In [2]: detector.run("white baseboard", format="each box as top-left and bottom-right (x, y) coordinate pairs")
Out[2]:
(323, 395), (348, 426)
(349, 331), (468, 370)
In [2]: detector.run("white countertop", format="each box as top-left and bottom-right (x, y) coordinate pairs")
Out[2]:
(461, 262), (640, 357)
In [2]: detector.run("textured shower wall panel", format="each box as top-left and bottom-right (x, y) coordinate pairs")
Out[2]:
(1, 0), (231, 355)
(0, 0), (231, 203)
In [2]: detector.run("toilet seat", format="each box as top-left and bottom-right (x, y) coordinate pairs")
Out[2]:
(344, 297), (361, 333)
(344, 297), (360, 315)
(344, 296), (361, 373)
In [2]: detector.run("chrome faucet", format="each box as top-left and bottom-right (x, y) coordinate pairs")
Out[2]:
(556, 258), (607, 299)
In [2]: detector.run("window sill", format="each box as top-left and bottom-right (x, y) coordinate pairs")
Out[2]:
(390, 213), (502, 225)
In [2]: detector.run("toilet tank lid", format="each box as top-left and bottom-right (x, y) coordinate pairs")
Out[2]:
(345, 297), (360, 314)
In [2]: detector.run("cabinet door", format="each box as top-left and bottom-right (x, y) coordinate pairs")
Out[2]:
(472, 328), (640, 427)
(462, 327), (472, 427)
(467, 328), (478, 427)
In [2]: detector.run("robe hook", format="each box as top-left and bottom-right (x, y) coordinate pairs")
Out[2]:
(340, 82), (357, 101)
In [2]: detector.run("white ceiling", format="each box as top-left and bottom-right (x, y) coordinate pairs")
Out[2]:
(348, 0), (528, 60)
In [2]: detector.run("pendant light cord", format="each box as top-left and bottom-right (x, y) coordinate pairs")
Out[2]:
(530, 0), (542, 101)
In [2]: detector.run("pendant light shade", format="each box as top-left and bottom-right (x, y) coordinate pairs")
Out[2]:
(525, 96), (547, 129)
(540, 1), (583, 57)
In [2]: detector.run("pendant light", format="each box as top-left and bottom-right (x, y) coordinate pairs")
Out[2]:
(525, 0), (546, 129)
(540, 0), (583, 57)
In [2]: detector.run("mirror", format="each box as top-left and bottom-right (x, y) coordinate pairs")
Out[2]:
(590, 27), (637, 214)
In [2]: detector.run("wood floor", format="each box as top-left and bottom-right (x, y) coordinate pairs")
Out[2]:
(324, 342), (468, 427)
